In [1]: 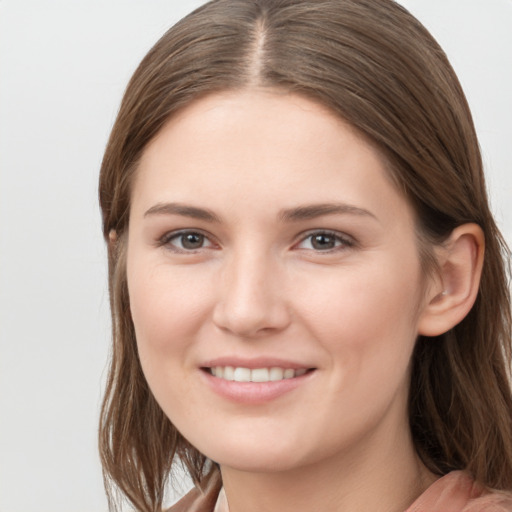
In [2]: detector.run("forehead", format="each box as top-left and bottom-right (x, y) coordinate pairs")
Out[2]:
(131, 89), (414, 227)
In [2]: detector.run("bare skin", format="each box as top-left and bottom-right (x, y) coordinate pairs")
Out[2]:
(126, 90), (482, 512)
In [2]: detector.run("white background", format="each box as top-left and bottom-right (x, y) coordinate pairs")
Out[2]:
(0, 1), (511, 511)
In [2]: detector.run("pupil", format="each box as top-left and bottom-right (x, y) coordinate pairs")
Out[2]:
(312, 234), (334, 250)
(182, 233), (203, 249)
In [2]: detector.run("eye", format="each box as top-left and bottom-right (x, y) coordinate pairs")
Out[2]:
(296, 231), (353, 251)
(160, 230), (215, 252)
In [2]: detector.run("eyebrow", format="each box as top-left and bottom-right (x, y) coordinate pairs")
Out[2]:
(143, 201), (377, 223)
(278, 203), (377, 222)
(144, 202), (222, 222)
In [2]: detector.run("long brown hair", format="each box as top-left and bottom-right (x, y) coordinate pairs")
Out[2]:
(98, 1), (512, 510)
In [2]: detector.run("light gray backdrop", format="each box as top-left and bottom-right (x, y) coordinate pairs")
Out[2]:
(1, 1), (511, 511)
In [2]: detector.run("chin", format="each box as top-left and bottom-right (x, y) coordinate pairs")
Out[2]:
(212, 450), (305, 474)
(190, 433), (310, 474)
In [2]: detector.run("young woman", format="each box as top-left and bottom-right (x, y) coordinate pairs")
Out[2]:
(98, 1), (512, 511)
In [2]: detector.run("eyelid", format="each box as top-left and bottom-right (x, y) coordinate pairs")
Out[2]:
(155, 227), (355, 253)
(293, 229), (356, 251)
(158, 228), (218, 252)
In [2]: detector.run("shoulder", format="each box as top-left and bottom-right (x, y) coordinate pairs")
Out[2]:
(407, 471), (512, 512)
(462, 489), (512, 512)
(165, 469), (222, 512)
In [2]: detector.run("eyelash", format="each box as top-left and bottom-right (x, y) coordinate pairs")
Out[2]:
(294, 230), (355, 252)
(158, 229), (355, 253)
(158, 230), (216, 253)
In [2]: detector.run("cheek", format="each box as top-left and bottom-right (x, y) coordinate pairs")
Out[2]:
(126, 263), (213, 425)
(283, 259), (423, 448)
(127, 259), (213, 367)
(301, 257), (421, 333)
(296, 256), (423, 386)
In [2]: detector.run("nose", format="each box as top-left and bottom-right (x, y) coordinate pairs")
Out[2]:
(212, 250), (291, 338)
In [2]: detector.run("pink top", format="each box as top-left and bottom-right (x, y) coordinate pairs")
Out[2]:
(405, 471), (512, 512)
(169, 470), (512, 512)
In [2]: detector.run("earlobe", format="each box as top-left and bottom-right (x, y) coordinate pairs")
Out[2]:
(108, 229), (120, 255)
(418, 223), (485, 337)
(109, 229), (118, 245)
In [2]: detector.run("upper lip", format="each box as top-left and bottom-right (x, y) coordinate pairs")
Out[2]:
(200, 357), (315, 370)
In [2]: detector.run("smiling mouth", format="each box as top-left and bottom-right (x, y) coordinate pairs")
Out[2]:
(203, 366), (315, 383)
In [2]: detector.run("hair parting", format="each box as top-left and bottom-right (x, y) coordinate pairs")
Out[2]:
(98, 1), (512, 510)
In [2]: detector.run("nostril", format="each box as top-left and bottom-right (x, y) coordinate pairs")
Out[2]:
(212, 299), (291, 338)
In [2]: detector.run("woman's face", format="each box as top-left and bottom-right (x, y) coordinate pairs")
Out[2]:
(126, 90), (432, 472)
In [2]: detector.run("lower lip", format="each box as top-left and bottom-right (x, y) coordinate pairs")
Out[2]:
(201, 369), (315, 404)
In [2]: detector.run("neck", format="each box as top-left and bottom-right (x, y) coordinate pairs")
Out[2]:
(220, 419), (437, 512)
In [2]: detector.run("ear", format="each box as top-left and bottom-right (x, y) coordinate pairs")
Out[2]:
(418, 223), (484, 336)
(107, 229), (120, 256)
(108, 229), (118, 245)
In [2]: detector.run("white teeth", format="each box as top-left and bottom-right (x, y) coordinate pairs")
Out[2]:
(269, 367), (284, 381)
(233, 367), (251, 382)
(223, 366), (235, 381)
(210, 366), (309, 382)
(251, 368), (270, 382)
(283, 368), (295, 379)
